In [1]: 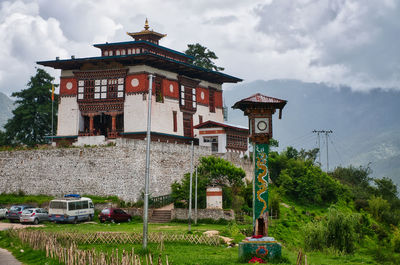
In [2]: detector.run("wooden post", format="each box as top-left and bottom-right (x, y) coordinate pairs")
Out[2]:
(89, 114), (94, 135)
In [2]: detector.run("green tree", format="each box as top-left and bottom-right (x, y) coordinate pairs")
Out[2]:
(171, 156), (245, 209)
(374, 177), (398, 202)
(185, 43), (224, 71)
(4, 68), (57, 146)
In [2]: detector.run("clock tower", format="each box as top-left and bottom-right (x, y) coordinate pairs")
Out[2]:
(233, 93), (287, 262)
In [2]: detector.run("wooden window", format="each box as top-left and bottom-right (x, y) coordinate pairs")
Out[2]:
(183, 113), (193, 137)
(173, 111), (177, 132)
(78, 78), (124, 101)
(180, 85), (196, 111)
(84, 80), (95, 99)
(155, 78), (163, 103)
(199, 115), (203, 124)
(209, 89), (215, 113)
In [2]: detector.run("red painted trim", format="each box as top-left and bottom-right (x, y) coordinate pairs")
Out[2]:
(196, 87), (209, 105)
(206, 191), (223, 196)
(199, 130), (225, 135)
(163, 79), (179, 99)
(215, 90), (223, 108)
(60, 78), (77, 96)
(125, 74), (148, 93)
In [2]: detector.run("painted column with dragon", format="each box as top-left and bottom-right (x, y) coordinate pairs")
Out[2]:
(234, 93), (287, 261)
(254, 143), (269, 236)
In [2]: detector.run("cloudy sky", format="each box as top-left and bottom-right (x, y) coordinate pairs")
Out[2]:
(0, 0), (399, 96)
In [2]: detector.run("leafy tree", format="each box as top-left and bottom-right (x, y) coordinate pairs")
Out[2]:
(374, 177), (398, 202)
(269, 146), (347, 205)
(197, 156), (245, 186)
(330, 165), (374, 202)
(171, 156), (245, 209)
(0, 130), (7, 146)
(185, 43), (224, 71)
(4, 68), (57, 146)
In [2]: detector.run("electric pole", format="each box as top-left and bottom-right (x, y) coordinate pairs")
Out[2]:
(312, 130), (333, 171)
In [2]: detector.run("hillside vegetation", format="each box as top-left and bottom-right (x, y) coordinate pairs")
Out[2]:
(262, 147), (399, 264)
(172, 149), (400, 264)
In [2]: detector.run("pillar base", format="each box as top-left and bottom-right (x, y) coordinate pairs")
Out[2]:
(238, 237), (281, 263)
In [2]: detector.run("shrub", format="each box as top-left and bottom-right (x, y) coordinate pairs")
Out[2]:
(304, 208), (359, 253)
(269, 192), (280, 219)
(392, 227), (400, 253)
(368, 196), (390, 222)
(304, 221), (327, 251)
(325, 208), (358, 253)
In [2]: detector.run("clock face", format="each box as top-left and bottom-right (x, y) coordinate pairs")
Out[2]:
(254, 118), (269, 134)
(257, 120), (268, 131)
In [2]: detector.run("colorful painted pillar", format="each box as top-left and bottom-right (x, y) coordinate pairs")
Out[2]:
(233, 93), (287, 262)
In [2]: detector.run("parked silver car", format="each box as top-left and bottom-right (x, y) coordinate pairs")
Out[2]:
(7, 205), (34, 223)
(20, 208), (49, 225)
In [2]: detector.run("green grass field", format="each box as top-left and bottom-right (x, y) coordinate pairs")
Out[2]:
(1, 193), (398, 264)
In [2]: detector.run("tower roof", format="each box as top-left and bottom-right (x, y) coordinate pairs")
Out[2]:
(126, 19), (166, 44)
(232, 93), (287, 117)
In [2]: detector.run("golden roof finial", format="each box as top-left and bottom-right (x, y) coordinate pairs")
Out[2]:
(144, 18), (149, 30)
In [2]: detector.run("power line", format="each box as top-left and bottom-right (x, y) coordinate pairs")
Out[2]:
(313, 130), (333, 171)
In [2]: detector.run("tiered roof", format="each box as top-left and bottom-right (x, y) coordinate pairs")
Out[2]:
(37, 20), (241, 84)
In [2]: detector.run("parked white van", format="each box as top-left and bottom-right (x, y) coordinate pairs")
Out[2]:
(49, 194), (94, 223)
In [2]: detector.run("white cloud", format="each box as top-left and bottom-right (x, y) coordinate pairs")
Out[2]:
(0, 0), (398, 96)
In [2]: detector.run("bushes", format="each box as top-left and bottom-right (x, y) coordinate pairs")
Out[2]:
(276, 161), (345, 205)
(392, 228), (400, 253)
(304, 208), (359, 253)
(368, 196), (390, 222)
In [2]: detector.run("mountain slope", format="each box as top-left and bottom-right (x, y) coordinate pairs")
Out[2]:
(224, 80), (400, 185)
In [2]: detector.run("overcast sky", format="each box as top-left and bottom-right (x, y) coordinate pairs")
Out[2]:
(0, 0), (399, 96)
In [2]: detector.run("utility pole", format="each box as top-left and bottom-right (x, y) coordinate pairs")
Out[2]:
(142, 74), (154, 250)
(194, 166), (198, 225)
(188, 141), (194, 232)
(312, 130), (321, 166)
(312, 130), (333, 171)
(325, 130), (332, 171)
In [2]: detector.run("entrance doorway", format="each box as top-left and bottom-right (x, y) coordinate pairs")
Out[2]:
(83, 113), (124, 137)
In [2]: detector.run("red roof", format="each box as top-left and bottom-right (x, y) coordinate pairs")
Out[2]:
(232, 93), (287, 111)
(194, 120), (248, 132)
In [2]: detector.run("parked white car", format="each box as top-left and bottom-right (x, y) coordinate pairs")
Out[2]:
(0, 206), (7, 219)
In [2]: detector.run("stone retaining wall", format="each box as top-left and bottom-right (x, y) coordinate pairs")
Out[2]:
(171, 208), (235, 221)
(0, 139), (211, 202)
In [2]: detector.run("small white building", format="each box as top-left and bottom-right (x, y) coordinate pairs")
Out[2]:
(194, 120), (249, 154)
(206, 185), (223, 209)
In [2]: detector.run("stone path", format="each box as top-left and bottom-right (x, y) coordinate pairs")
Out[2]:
(0, 222), (40, 265)
(0, 248), (22, 265)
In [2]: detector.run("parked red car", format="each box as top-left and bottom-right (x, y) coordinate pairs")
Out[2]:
(98, 208), (132, 223)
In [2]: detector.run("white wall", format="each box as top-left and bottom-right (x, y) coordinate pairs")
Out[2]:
(206, 186), (223, 209)
(198, 127), (227, 153)
(57, 96), (81, 136)
(151, 96), (183, 135)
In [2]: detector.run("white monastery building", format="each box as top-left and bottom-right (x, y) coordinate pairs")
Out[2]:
(38, 20), (247, 151)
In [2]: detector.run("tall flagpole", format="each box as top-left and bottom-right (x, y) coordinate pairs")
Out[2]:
(143, 74), (154, 250)
(51, 84), (54, 144)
